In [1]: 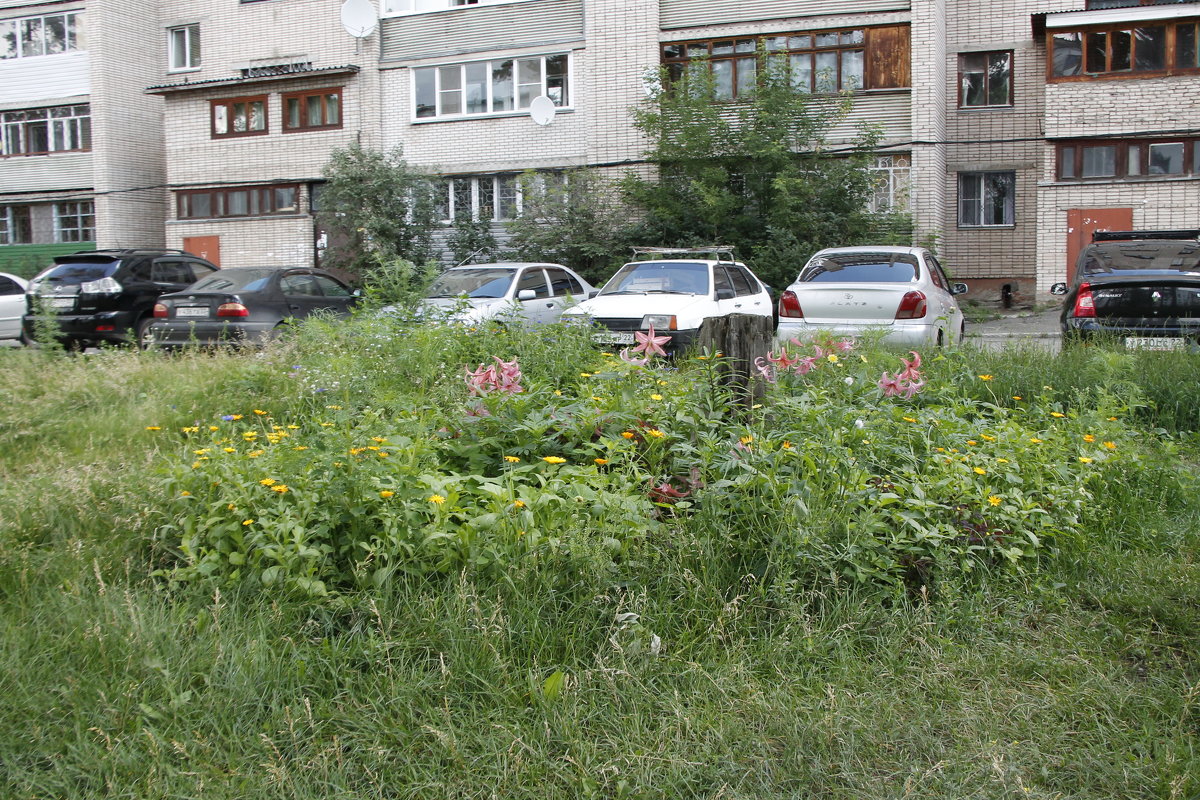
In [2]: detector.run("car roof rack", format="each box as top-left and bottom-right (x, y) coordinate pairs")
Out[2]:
(1092, 230), (1200, 243)
(631, 245), (739, 263)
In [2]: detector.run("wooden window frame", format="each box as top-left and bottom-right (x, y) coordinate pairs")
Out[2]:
(957, 50), (1013, 108)
(1056, 137), (1200, 180)
(1047, 18), (1200, 81)
(0, 104), (91, 157)
(176, 184), (300, 220)
(210, 95), (269, 139)
(281, 87), (343, 132)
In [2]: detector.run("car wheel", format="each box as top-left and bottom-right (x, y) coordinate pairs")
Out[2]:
(136, 317), (156, 351)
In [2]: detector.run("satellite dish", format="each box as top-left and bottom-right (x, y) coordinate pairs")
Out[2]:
(529, 95), (556, 126)
(340, 0), (377, 38)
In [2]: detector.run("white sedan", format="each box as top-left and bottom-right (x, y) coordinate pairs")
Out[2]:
(776, 246), (968, 347)
(0, 272), (29, 343)
(415, 262), (594, 326)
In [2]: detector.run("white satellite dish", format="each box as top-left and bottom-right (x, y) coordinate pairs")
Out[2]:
(340, 0), (378, 38)
(529, 95), (556, 126)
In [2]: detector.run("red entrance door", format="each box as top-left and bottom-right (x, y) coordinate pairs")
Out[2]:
(1065, 208), (1132, 284)
(183, 236), (221, 267)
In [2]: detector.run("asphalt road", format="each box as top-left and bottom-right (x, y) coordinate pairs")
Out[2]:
(965, 307), (1062, 352)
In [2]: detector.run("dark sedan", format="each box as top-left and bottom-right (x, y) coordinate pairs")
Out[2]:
(1051, 231), (1200, 351)
(147, 267), (357, 348)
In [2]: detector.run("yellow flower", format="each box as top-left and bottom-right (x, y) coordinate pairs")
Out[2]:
(270, 484), (289, 493)
(320, 422), (334, 427)
(647, 429), (665, 439)
(247, 450), (265, 458)
(936, 447), (945, 453)
(1079, 456), (1094, 463)
(288, 424), (301, 430)
(827, 354), (839, 363)
(580, 372), (592, 378)
(259, 478), (277, 486)
(378, 451), (390, 458)
(973, 467), (987, 475)
(1083, 434), (1096, 443)
(294, 446), (309, 451)
(696, 355), (708, 361)
(1107, 416), (1118, 422)
(554, 390), (563, 397)
(781, 441), (793, 450)
(372, 437), (388, 443)
(253, 409), (267, 416)
(181, 426), (200, 433)
(1029, 438), (1043, 444)
(242, 431), (258, 439)
(512, 500), (526, 509)
(651, 394), (663, 401)
(326, 405), (342, 410)
(903, 416), (917, 423)
(1012, 396), (1022, 401)
(740, 436), (754, 445)
(243, 519), (254, 526)
(504, 455), (521, 463)
(594, 458), (609, 465)
(967, 440), (977, 446)
(978, 374), (994, 381)
(180, 490), (191, 496)
(621, 431), (635, 439)
(208, 425), (219, 431)
(591, 396), (603, 402)
(751, 403), (763, 409)
(1050, 412), (1065, 418)
(542, 456), (567, 464)
(1104, 441), (1117, 450)
(223, 447), (236, 453)
(429, 494), (446, 505)
(191, 461), (202, 469)
(145, 426), (161, 431)
(227, 503), (236, 511)
(193, 448), (210, 455)
(981, 434), (996, 442)
(230, 414), (243, 421)
(379, 490), (395, 499)
(988, 495), (1002, 506)
(996, 458), (1010, 464)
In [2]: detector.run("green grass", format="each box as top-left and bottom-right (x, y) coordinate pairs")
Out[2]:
(0, 322), (1197, 799)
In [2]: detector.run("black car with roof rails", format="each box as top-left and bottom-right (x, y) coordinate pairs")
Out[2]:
(22, 248), (219, 349)
(1051, 230), (1200, 351)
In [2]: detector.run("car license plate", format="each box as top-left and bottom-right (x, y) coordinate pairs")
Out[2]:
(592, 331), (636, 345)
(1125, 336), (1185, 351)
(175, 307), (209, 318)
(49, 297), (74, 309)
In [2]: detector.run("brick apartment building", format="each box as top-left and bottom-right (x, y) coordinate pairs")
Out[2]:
(2, 0), (1199, 307)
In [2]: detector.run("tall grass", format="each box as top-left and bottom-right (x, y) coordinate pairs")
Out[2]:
(0, 324), (1197, 799)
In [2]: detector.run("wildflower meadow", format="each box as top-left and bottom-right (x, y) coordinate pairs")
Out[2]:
(1, 310), (1197, 798)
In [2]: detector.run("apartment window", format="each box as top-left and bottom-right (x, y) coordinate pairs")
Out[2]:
(958, 172), (1014, 227)
(55, 201), (94, 242)
(414, 55), (569, 119)
(1, 105), (91, 156)
(0, 13), (81, 59)
(959, 51), (1012, 107)
(0, 206), (33, 244)
(168, 24), (200, 71)
(868, 154), (911, 212)
(435, 174), (534, 221)
(1048, 18), (1200, 79)
(1057, 137), (1200, 180)
(282, 88), (342, 132)
(382, 0), (521, 16)
(211, 96), (267, 138)
(177, 185), (299, 219)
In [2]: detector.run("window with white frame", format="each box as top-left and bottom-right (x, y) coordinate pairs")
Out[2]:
(0, 205), (33, 244)
(382, 0), (525, 16)
(1, 105), (91, 156)
(414, 54), (569, 119)
(55, 201), (94, 242)
(435, 174), (537, 222)
(868, 154), (911, 212)
(168, 24), (200, 71)
(0, 12), (81, 60)
(958, 172), (1015, 227)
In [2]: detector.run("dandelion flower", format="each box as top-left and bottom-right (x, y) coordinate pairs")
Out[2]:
(978, 374), (994, 381)
(243, 519), (254, 526)
(429, 494), (446, 504)
(379, 490), (395, 499)
(223, 447), (236, 453)
(542, 456), (567, 464)
(988, 495), (1002, 506)
(973, 467), (987, 475)
(594, 458), (609, 465)
(1083, 434), (1096, 443)
(504, 456), (521, 463)
(270, 484), (289, 494)
(651, 394), (663, 401)
(180, 491), (191, 497)
(1104, 441), (1117, 450)
(647, 429), (665, 439)
(1079, 457), (1094, 464)
(621, 431), (635, 439)
(260, 478), (277, 486)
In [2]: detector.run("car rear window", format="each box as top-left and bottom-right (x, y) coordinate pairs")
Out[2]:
(38, 260), (119, 285)
(799, 254), (919, 283)
(1083, 241), (1200, 274)
(190, 268), (277, 293)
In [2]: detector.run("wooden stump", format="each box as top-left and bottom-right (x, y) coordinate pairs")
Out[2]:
(695, 314), (775, 406)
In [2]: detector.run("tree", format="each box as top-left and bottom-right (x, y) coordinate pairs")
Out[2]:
(623, 53), (913, 289)
(504, 170), (633, 287)
(447, 214), (499, 266)
(317, 143), (440, 276)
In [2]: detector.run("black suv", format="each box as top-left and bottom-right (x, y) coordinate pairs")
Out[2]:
(23, 249), (219, 348)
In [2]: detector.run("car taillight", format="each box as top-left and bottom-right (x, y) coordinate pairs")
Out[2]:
(217, 303), (249, 318)
(153, 303), (168, 318)
(1072, 283), (1096, 318)
(778, 290), (804, 318)
(80, 276), (122, 295)
(895, 290), (927, 320)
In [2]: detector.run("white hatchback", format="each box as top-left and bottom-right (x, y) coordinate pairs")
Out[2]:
(776, 246), (968, 347)
(563, 249), (773, 354)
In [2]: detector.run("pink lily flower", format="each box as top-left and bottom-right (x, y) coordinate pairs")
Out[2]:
(899, 378), (926, 399)
(753, 356), (777, 383)
(793, 355), (819, 375)
(835, 338), (856, 353)
(899, 351), (922, 382)
(877, 371), (904, 397)
(618, 348), (650, 366)
(632, 324), (672, 358)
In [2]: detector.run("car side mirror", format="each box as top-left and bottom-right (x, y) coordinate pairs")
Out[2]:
(516, 289), (536, 301)
(951, 282), (968, 295)
(587, 289), (599, 299)
(1050, 283), (1068, 295)
(715, 288), (735, 300)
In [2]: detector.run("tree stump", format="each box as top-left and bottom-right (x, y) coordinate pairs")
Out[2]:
(695, 314), (774, 406)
